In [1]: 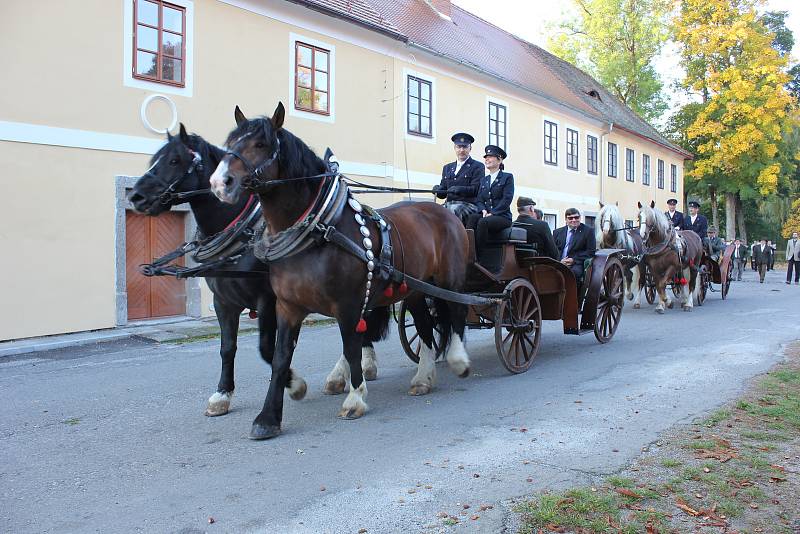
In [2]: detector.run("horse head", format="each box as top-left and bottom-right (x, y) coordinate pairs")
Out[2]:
(210, 103), (285, 204)
(129, 124), (209, 215)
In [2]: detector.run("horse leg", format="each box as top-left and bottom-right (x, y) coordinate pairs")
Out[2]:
(336, 318), (369, 420)
(655, 278), (667, 314)
(361, 306), (389, 381)
(682, 266), (695, 312)
(322, 354), (349, 395)
(443, 301), (470, 378)
(250, 305), (304, 440)
(206, 296), (240, 417)
(407, 296), (437, 396)
(257, 296), (307, 400)
(361, 342), (378, 382)
(632, 265), (644, 309)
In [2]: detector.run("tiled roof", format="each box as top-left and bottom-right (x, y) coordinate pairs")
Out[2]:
(288, 0), (690, 158)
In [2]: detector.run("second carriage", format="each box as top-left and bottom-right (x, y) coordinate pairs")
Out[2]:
(398, 227), (626, 374)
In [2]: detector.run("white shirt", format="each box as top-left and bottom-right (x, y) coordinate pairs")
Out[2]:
(690, 215), (697, 224)
(487, 170), (500, 186)
(454, 159), (466, 175)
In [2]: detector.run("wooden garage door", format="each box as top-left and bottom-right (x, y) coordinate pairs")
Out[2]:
(126, 211), (187, 320)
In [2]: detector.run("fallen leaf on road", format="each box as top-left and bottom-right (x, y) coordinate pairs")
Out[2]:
(675, 498), (700, 517)
(615, 488), (643, 499)
(470, 515), (480, 520)
(479, 504), (493, 511)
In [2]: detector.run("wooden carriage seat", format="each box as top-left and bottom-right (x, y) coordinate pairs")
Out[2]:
(486, 226), (527, 245)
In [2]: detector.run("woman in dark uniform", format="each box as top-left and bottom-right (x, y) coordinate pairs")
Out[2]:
(467, 145), (515, 254)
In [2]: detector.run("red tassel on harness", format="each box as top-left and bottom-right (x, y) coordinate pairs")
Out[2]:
(355, 318), (367, 333)
(399, 282), (408, 295)
(383, 285), (394, 298)
(248, 310), (258, 319)
(680, 277), (687, 285)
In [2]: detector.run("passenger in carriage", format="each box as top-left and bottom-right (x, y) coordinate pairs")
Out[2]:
(466, 145), (515, 253)
(432, 132), (485, 225)
(707, 226), (726, 262)
(512, 197), (559, 260)
(554, 208), (596, 282)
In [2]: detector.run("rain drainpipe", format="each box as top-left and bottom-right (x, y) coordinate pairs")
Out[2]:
(600, 122), (614, 205)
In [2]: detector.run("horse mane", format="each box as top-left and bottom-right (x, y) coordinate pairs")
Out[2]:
(185, 133), (226, 168)
(642, 204), (672, 243)
(597, 204), (630, 249)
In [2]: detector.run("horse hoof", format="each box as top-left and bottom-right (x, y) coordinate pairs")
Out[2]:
(337, 406), (366, 420)
(249, 423), (281, 440)
(363, 366), (378, 381)
(655, 308), (665, 315)
(288, 376), (307, 401)
(457, 367), (470, 379)
(683, 306), (692, 312)
(322, 379), (346, 395)
(408, 383), (432, 396)
(667, 302), (674, 309)
(633, 303), (640, 309)
(205, 392), (232, 417)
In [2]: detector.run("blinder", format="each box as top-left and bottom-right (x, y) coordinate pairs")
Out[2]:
(156, 149), (205, 205)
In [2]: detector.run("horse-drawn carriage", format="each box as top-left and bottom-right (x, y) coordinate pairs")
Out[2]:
(695, 244), (735, 304)
(398, 227), (626, 374)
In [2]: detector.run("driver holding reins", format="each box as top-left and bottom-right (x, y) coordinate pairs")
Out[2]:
(432, 132), (485, 225)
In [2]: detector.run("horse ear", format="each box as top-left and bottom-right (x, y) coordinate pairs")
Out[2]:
(234, 105), (247, 127)
(271, 102), (285, 130)
(178, 123), (189, 144)
(650, 200), (656, 209)
(637, 201), (643, 209)
(166, 130), (173, 141)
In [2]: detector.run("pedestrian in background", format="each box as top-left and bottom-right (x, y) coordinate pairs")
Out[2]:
(786, 231), (800, 285)
(753, 238), (773, 283)
(732, 238), (748, 281)
(751, 240), (758, 271)
(767, 240), (776, 271)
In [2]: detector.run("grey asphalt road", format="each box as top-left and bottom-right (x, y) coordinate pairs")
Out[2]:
(2, 269), (799, 534)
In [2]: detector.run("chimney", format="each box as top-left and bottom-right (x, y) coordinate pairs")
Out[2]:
(424, 0), (451, 21)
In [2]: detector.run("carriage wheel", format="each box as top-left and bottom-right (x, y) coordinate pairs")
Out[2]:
(671, 280), (683, 299)
(696, 266), (708, 306)
(721, 260), (732, 300)
(398, 298), (442, 364)
(594, 258), (624, 343)
(644, 271), (656, 305)
(494, 278), (542, 374)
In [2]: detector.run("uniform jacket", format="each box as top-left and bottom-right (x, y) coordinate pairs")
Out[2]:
(512, 214), (559, 260)
(554, 223), (596, 265)
(786, 238), (800, 261)
(709, 236), (726, 257)
(682, 213), (708, 238)
(475, 171), (514, 220)
(752, 243), (773, 265)
(731, 244), (749, 261)
(437, 157), (485, 204)
(665, 210), (684, 229)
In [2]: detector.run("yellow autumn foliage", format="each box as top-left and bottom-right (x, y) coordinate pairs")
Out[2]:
(782, 199), (800, 238)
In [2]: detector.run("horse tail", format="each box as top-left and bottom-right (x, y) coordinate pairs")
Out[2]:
(364, 306), (390, 343)
(432, 298), (453, 358)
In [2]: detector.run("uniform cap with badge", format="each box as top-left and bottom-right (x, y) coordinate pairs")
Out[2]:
(451, 132), (474, 146)
(483, 144), (507, 159)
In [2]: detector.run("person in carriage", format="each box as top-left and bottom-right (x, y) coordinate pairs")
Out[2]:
(554, 208), (597, 283)
(432, 132), (485, 225)
(682, 200), (708, 239)
(665, 198), (684, 228)
(466, 144), (515, 254)
(512, 197), (559, 260)
(706, 226), (727, 263)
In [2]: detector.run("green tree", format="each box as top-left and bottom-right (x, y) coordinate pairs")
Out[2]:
(548, 0), (671, 123)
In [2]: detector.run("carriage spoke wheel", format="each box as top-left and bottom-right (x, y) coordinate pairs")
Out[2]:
(644, 270), (656, 305)
(398, 298), (442, 364)
(721, 261), (732, 300)
(594, 258), (624, 343)
(671, 280), (683, 299)
(494, 278), (542, 374)
(696, 266), (708, 306)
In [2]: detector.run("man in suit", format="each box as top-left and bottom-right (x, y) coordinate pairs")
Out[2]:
(432, 132), (485, 225)
(512, 197), (559, 260)
(682, 200), (708, 239)
(753, 238), (773, 283)
(731, 237), (748, 281)
(665, 198), (684, 229)
(786, 231), (800, 285)
(707, 226), (727, 262)
(554, 207), (597, 282)
(751, 240), (758, 270)
(767, 240), (777, 271)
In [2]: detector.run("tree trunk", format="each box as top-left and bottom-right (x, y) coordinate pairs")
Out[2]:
(724, 192), (736, 240)
(709, 186), (719, 231)
(736, 193), (747, 244)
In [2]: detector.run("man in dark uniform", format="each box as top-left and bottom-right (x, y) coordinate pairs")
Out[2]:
(512, 197), (559, 260)
(682, 200), (708, 239)
(665, 198), (684, 229)
(554, 208), (597, 282)
(432, 132), (485, 225)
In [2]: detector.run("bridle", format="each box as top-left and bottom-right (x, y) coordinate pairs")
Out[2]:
(145, 149), (209, 205)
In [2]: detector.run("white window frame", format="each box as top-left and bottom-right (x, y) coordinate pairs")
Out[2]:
(608, 141), (618, 178)
(486, 96), (509, 153)
(670, 163), (678, 193)
(565, 125), (579, 172)
(403, 68), (436, 144)
(289, 33), (336, 124)
(543, 116), (559, 167)
(541, 210), (558, 232)
(124, 0), (195, 97)
(625, 147), (635, 183)
(586, 132), (599, 176)
(642, 153), (651, 186)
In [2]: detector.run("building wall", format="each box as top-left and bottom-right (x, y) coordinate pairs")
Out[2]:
(0, 0), (685, 340)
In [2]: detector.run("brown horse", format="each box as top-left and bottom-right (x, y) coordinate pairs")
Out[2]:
(208, 102), (472, 439)
(637, 201), (703, 313)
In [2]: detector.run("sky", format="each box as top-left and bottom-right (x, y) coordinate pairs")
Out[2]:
(451, 0), (800, 120)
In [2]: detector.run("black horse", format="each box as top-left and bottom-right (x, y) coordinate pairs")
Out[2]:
(210, 103), (472, 440)
(129, 125), (382, 417)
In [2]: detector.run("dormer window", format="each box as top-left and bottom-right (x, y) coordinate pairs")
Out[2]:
(586, 89), (602, 101)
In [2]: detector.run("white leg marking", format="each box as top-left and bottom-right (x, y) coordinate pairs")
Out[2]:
(445, 334), (471, 378)
(287, 370), (308, 401)
(409, 343), (437, 396)
(337, 380), (368, 419)
(205, 391), (233, 417)
(322, 354), (349, 395)
(683, 267), (694, 310)
(361, 346), (378, 381)
(628, 267), (640, 302)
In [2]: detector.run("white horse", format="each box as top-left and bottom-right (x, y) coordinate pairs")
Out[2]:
(596, 204), (643, 307)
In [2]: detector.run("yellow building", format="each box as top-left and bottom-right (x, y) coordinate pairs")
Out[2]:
(0, 0), (690, 340)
